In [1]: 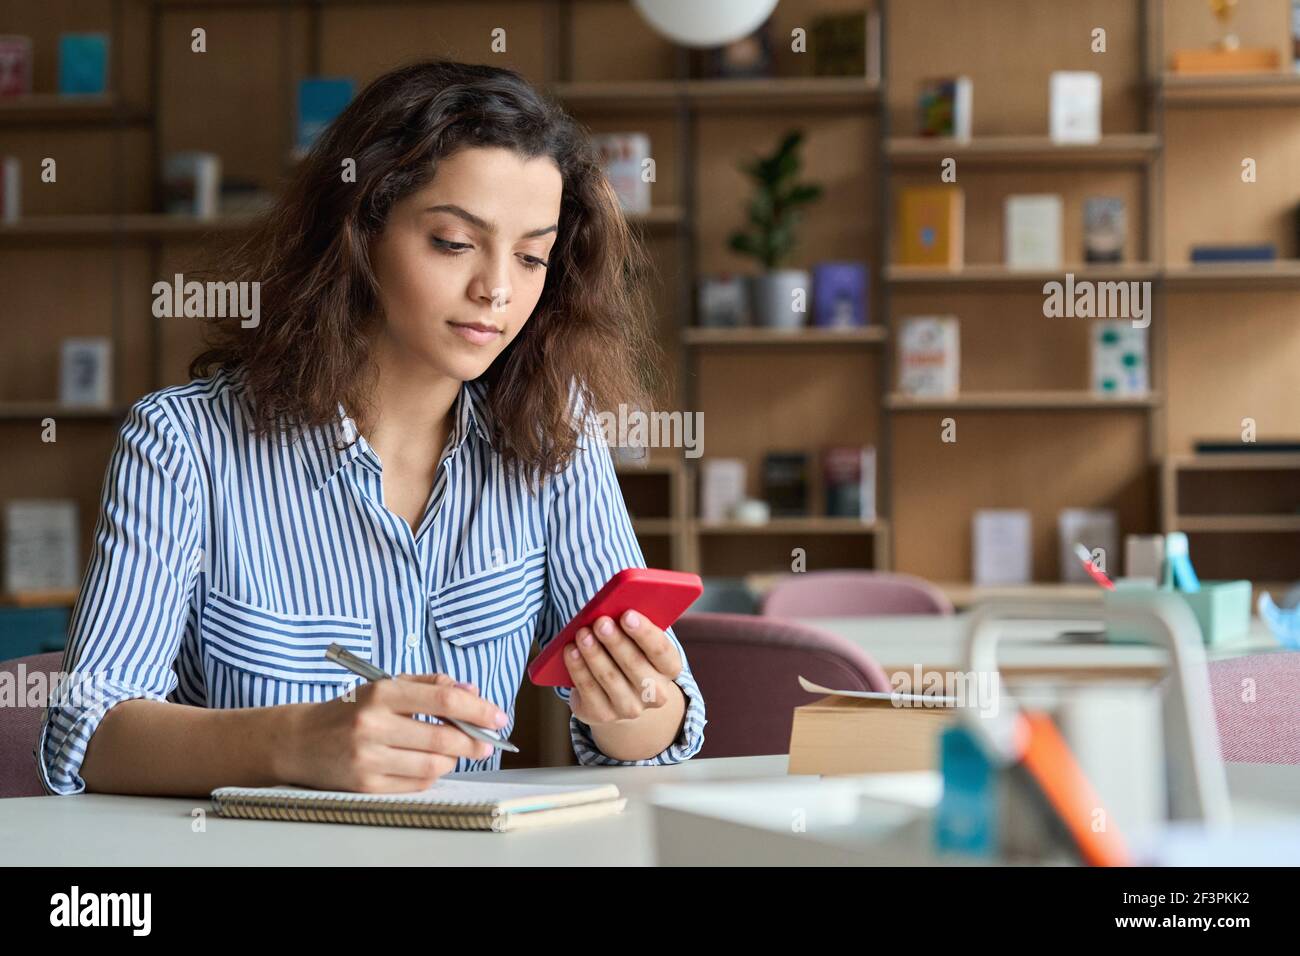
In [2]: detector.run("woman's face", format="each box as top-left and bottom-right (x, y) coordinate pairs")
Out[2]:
(370, 145), (563, 381)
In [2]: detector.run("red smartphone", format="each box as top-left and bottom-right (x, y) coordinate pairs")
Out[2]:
(527, 568), (703, 688)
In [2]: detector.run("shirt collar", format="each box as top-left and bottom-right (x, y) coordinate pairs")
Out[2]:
(292, 378), (494, 492)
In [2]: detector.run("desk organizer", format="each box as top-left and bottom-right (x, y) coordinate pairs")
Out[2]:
(1104, 579), (1252, 647)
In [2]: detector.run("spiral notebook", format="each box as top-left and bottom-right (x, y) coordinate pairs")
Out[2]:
(211, 779), (627, 833)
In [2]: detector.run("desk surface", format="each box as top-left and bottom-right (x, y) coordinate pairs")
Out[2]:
(6, 756), (1299, 866)
(798, 613), (1282, 676)
(3, 755), (791, 866)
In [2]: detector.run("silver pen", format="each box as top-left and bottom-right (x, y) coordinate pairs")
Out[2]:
(324, 643), (519, 753)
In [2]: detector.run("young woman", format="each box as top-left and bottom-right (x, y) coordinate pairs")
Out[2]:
(38, 59), (706, 797)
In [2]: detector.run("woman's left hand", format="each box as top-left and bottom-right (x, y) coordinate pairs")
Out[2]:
(563, 609), (683, 726)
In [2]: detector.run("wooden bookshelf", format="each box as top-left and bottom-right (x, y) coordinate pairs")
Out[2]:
(885, 134), (1160, 166)
(1162, 261), (1300, 290)
(683, 327), (886, 347)
(549, 76), (881, 113)
(886, 263), (1160, 287)
(885, 391), (1161, 411)
(1157, 72), (1300, 106)
(0, 94), (151, 127)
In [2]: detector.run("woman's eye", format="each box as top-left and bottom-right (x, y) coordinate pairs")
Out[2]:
(519, 256), (547, 272)
(431, 237), (472, 252)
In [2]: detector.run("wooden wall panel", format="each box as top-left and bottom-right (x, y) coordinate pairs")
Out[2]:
(889, 0), (1144, 136)
(890, 411), (1155, 581)
(1163, 291), (1300, 454)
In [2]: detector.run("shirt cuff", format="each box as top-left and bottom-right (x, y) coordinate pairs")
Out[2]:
(37, 675), (169, 796)
(558, 666), (708, 766)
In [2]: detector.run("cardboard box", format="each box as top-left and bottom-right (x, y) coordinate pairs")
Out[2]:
(788, 694), (957, 776)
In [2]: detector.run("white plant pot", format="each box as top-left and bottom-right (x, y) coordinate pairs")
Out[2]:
(751, 270), (810, 329)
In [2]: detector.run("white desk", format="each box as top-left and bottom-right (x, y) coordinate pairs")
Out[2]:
(2, 755), (788, 866)
(6, 755), (1297, 866)
(798, 614), (1282, 685)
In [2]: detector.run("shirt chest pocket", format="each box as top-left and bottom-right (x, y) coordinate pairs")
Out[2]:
(431, 547), (547, 649)
(199, 587), (373, 701)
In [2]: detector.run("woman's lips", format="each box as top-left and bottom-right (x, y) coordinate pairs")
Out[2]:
(447, 321), (503, 346)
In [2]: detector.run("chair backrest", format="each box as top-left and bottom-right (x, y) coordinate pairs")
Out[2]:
(761, 570), (954, 619)
(0, 651), (63, 798)
(1208, 652), (1300, 764)
(673, 612), (891, 759)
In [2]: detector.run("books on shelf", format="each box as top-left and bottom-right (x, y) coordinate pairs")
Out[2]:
(700, 458), (747, 522)
(1058, 509), (1117, 584)
(897, 316), (959, 397)
(0, 35), (33, 97)
(592, 132), (652, 214)
(59, 337), (113, 407)
(163, 151), (222, 219)
(823, 445), (876, 521)
(1091, 320), (1148, 397)
(1190, 243), (1277, 263)
(973, 509), (1032, 586)
(697, 275), (751, 327)
(812, 261), (868, 328)
(1004, 194), (1063, 269)
(1084, 197), (1126, 263)
(295, 77), (354, 158)
(4, 500), (80, 595)
(917, 75), (972, 140)
(896, 186), (963, 267)
(762, 452), (810, 517)
(58, 33), (109, 95)
(1048, 70), (1101, 144)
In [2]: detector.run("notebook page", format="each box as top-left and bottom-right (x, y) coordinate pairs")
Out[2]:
(213, 778), (621, 813)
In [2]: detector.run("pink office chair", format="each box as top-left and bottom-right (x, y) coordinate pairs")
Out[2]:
(1207, 652), (1300, 764)
(0, 651), (63, 797)
(672, 612), (891, 759)
(761, 570), (954, 619)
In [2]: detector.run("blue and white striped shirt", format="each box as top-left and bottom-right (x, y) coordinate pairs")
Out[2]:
(37, 367), (706, 795)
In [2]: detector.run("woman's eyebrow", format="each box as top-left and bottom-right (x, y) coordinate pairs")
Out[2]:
(422, 203), (556, 239)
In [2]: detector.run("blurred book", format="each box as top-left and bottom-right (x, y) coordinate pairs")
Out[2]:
(1049, 71), (1101, 143)
(1194, 439), (1300, 454)
(0, 35), (32, 97)
(1190, 243), (1277, 262)
(4, 500), (79, 595)
(763, 452), (810, 518)
(1005, 194), (1062, 269)
(973, 509), (1031, 586)
(1084, 197), (1125, 263)
(1091, 320), (1148, 397)
(692, 19), (773, 79)
(822, 445), (876, 521)
(295, 77), (354, 158)
(58, 33), (109, 95)
(1058, 509), (1117, 584)
(699, 459), (746, 522)
(697, 275), (751, 327)
(917, 75), (972, 140)
(163, 151), (222, 218)
(1, 156), (19, 223)
(1170, 48), (1280, 74)
(896, 186), (963, 267)
(898, 316), (959, 397)
(592, 132), (651, 214)
(812, 261), (868, 328)
(810, 10), (867, 77)
(60, 337), (112, 407)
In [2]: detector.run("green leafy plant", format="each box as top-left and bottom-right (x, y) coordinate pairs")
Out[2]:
(727, 130), (824, 271)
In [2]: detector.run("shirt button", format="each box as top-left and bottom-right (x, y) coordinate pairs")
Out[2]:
(406, 633), (419, 650)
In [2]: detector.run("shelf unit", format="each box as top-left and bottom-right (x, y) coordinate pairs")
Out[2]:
(6, 0), (1300, 601)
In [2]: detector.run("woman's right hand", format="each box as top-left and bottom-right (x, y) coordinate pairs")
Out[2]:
(274, 674), (510, 792)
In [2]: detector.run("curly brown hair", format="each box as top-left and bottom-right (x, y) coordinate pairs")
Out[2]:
(190, 58), (664, 490)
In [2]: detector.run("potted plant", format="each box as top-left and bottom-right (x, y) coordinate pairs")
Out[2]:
(727, 129), (823, 329)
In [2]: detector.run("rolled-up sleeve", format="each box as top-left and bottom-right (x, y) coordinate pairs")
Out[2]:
(538, 407), (706, 766)
(37, 397), (202, 795)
